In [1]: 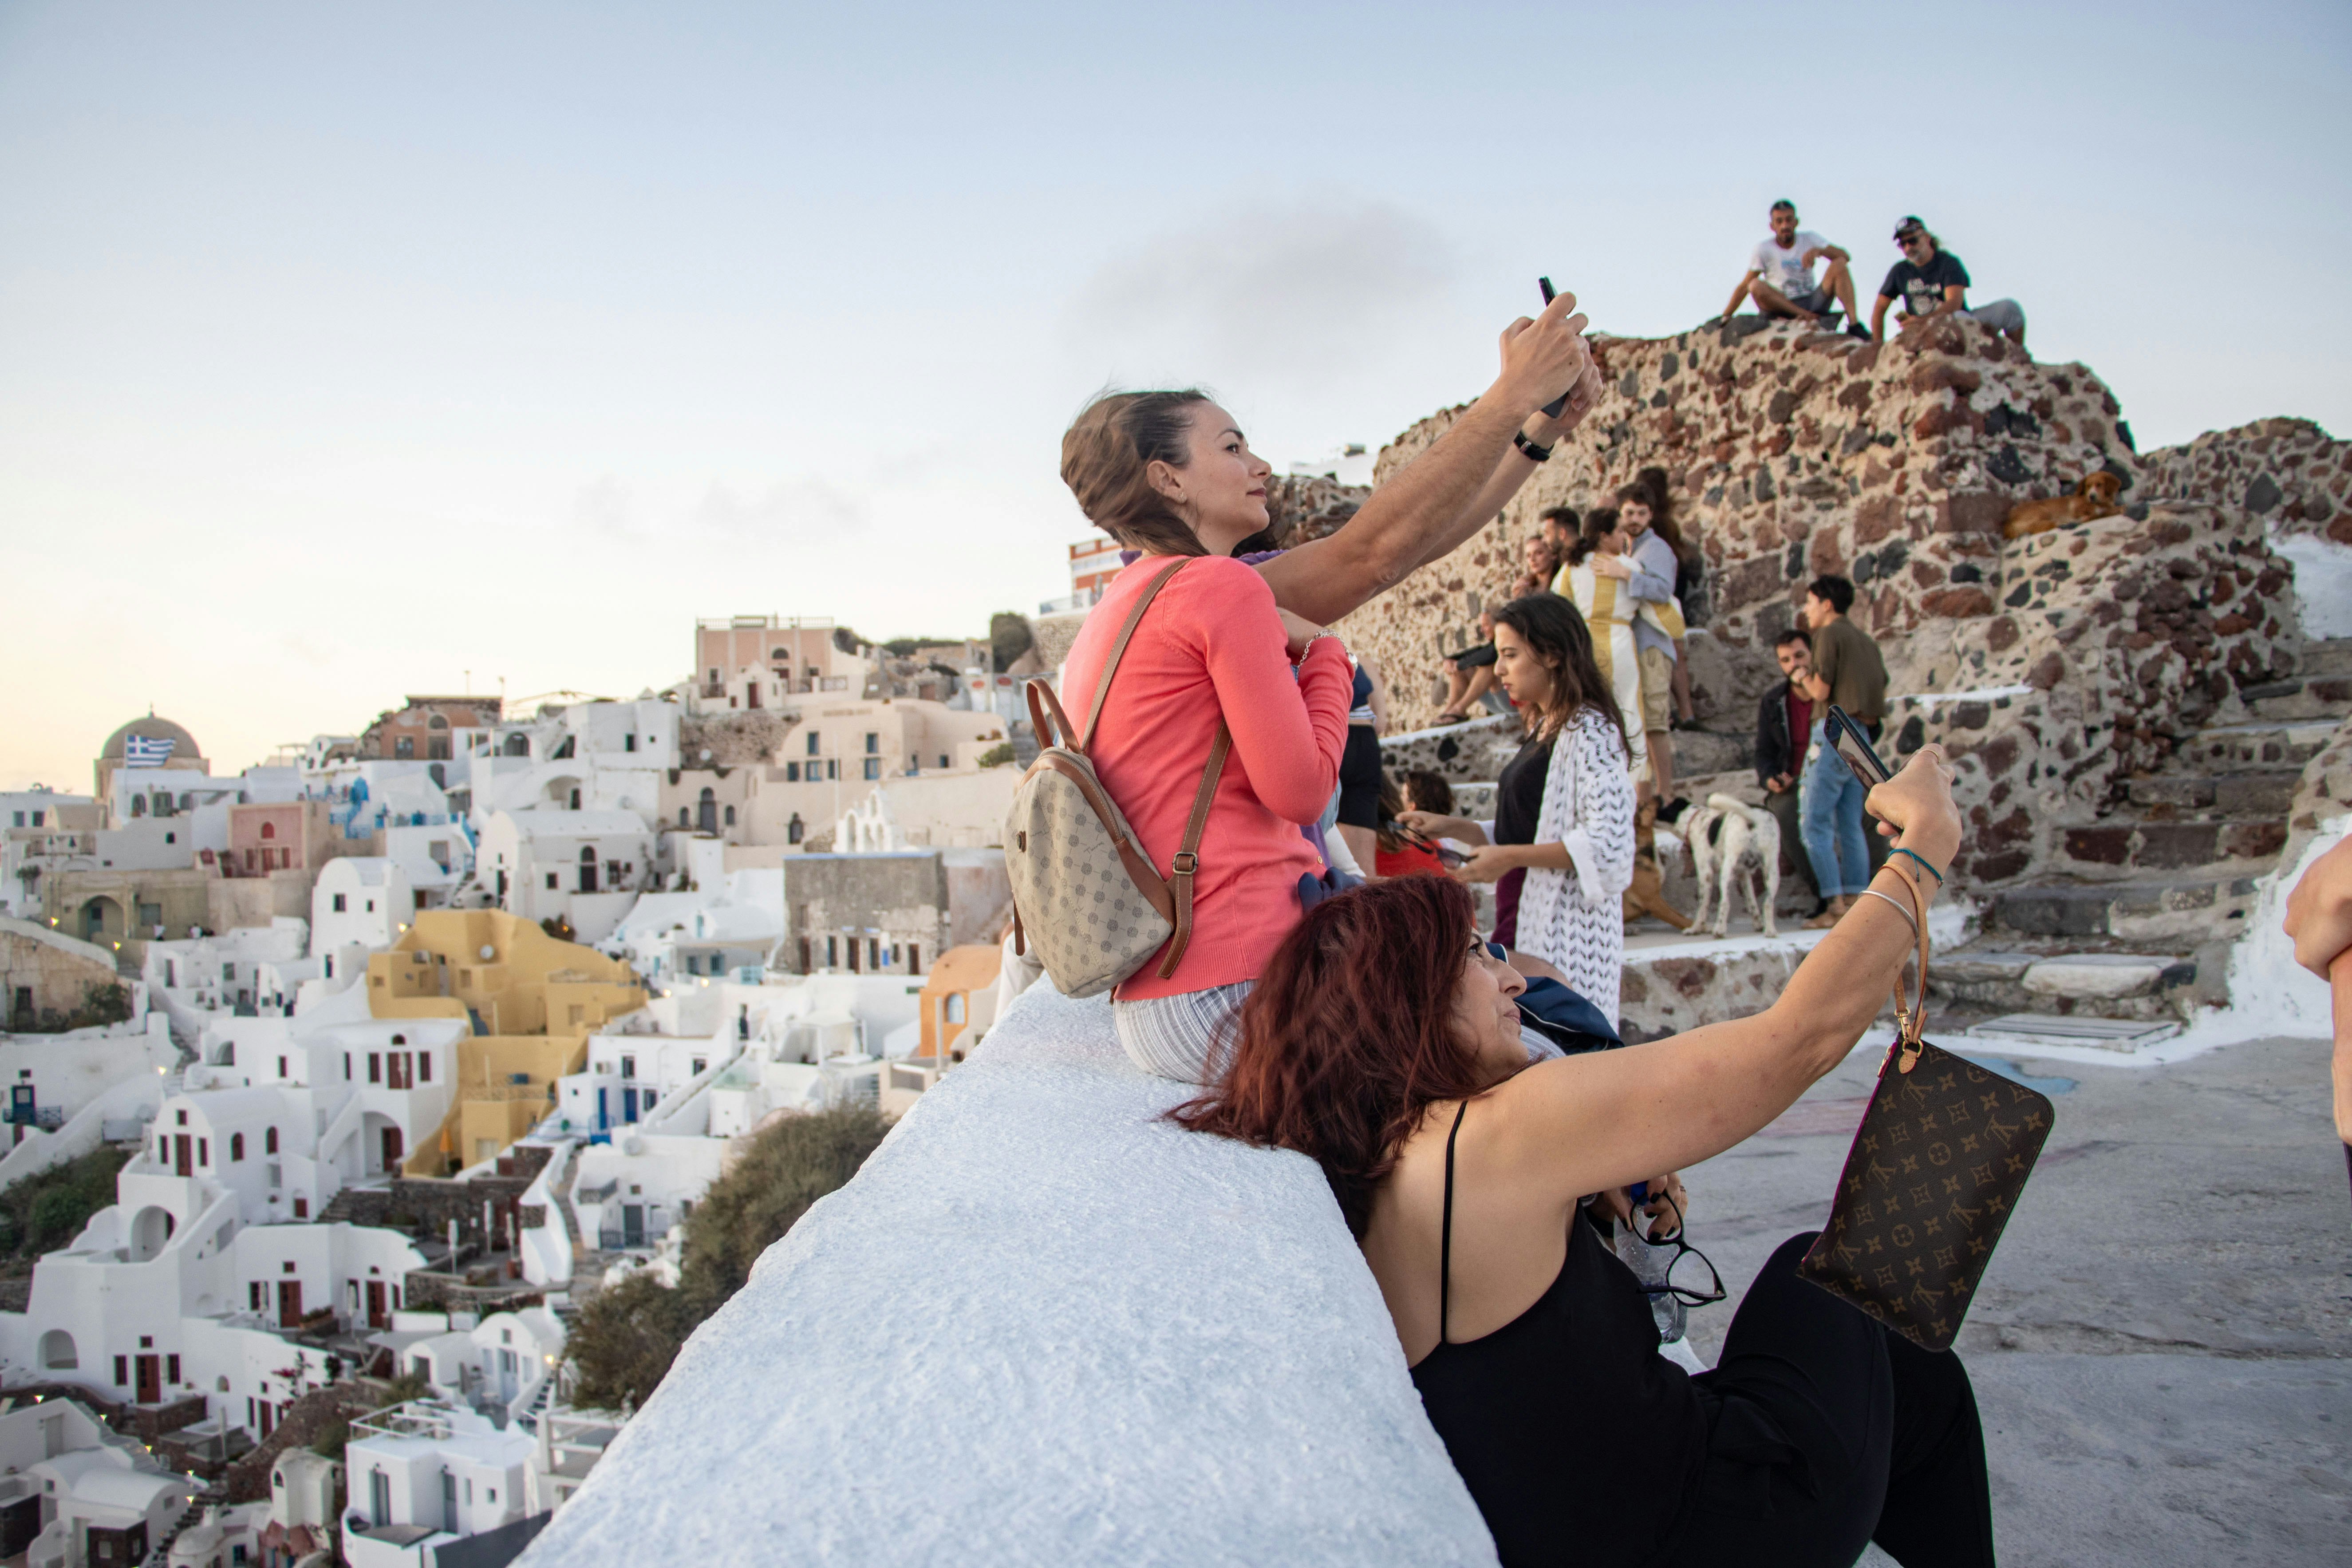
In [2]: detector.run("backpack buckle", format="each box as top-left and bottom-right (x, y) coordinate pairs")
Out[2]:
(1170, 851), (1199, 877)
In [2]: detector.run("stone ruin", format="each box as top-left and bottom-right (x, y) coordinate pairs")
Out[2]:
(1342, 312), (2352, 1025)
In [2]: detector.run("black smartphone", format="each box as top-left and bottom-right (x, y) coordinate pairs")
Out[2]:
(1537, 277), (1570, 419)
(1826, 704), (1892, 790)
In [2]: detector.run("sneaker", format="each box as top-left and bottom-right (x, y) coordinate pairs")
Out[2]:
(1847, 322), (1873, 342)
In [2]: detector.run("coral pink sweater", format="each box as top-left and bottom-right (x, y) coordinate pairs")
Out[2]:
(1058, 554), (1351, 1000)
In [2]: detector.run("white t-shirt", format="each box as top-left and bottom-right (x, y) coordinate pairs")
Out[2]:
(1749, 232), (1831, 301)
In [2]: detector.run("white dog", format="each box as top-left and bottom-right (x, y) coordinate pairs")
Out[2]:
(1666, 793), (1781, 939)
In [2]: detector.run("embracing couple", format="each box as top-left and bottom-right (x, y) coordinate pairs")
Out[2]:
(1046, 289), (1996, 1567)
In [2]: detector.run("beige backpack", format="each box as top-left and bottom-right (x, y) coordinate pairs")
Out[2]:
(1005, 558), (1230, 998)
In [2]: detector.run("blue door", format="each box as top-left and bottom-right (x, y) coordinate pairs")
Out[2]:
(622, 1088), (639, 1123)
(596, 1087), (608, 1131)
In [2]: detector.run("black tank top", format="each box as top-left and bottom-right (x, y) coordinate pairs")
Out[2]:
(1409, 1104), (1709, 1567)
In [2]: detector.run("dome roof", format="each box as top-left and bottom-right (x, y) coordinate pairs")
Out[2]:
(100, 715), (203, 762)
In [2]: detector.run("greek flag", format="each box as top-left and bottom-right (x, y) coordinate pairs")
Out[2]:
(123, 735), (177, 768)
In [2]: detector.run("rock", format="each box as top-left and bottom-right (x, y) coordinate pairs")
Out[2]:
(2021, 954), (2181, 1001)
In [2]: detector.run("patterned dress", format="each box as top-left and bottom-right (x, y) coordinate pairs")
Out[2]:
(1513, 708), (1640, 1024)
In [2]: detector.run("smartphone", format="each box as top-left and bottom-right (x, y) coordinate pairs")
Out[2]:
(1826, 704), (1892, 789)
(1536, 278), (1572, 419)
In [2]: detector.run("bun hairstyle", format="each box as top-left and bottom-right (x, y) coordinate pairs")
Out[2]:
(1566, 506), (1620, 567)
(1060, 390), (1213, 557)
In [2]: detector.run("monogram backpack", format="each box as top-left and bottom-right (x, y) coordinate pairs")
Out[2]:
(1005, 558), (1230, 998)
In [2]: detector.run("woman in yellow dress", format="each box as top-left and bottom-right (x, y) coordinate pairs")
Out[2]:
(1551, 508), (1649, 785)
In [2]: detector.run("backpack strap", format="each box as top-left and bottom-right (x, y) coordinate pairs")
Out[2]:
(1079, 557), (1192, 753)
(1154, 721), (1231, 979)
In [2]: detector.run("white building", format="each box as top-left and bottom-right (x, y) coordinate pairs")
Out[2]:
(342, 1401), (535, 1568)
(142, 920), (310, 1032)
(379, 1307), (565, 1430)
(1, 790), (99, 920)
(477, 811), (654, 945)
(5, 1396), (199, 1568)
(311, 859), (414, 958)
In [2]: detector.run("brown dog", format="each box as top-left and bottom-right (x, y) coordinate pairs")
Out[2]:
(1622, 797), (1694, 932)
(2003, 471), (2123, 540)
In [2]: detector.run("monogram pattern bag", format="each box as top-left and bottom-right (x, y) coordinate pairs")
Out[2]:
(1797, 871), (2055, 1351)
(1004, 559), (1230, 999)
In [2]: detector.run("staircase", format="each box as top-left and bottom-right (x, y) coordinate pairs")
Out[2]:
(1933, 638), (2352, 1036)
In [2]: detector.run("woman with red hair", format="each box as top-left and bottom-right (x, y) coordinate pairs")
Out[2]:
(1178, 744), (1994, 1568)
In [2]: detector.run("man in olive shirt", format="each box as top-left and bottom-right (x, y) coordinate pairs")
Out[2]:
(1795, 575), (1890, 926)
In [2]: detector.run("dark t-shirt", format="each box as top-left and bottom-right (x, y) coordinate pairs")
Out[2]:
(1495, 731), (1551, 847)
(1879, 249), (1970, 317)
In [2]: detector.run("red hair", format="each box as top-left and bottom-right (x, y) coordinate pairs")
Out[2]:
(1173, 877), (1488, 1236)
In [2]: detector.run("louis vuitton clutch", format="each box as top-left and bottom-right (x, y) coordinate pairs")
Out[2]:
(1796, 873), (2055, 1352)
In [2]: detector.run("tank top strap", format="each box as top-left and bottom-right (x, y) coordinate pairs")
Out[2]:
(1439, 1100), (1469, 1345)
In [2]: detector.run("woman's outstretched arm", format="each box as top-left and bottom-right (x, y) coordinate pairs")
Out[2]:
(1257, 292), (1599, 626)
(1486, 746), (1961, 1199)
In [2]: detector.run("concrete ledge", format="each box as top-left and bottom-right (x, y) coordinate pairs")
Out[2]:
(516, 986), (1496, 1568)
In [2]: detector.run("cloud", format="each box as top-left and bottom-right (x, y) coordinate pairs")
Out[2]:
(569, 473), (870, 544)
(691, 478), (868, 537)
(1066, 197), (1454, 389)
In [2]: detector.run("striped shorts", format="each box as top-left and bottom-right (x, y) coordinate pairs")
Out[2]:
(1111, 981), (1255, 1086)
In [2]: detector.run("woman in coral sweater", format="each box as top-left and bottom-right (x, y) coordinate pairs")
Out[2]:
(1058, 392), (1356, 1083)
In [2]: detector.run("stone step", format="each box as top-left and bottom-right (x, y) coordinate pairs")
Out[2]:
(2239, 675), (2352, 723)
(1984, 873), (2260, 944)
(2123, 772), (2300, 817)
(1931, 948), (2199, 1022)
(2050, 817), (2288, 879)
(2295, 638), (2352, 679)
(2165, 719), (2338, 774)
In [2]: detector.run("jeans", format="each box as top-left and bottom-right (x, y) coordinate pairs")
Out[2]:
(1961, 298), (2025, 336)
(1800, 721), (1871, 898)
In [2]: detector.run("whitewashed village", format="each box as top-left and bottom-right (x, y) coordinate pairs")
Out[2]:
(0, 598), (1105, 1567)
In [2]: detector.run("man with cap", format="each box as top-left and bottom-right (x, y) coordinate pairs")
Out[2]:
(1870, 216), (2027, 348)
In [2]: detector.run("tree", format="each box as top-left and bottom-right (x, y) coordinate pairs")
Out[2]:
(563, 1105), (891, 1410)
(989, 613), (1033, 674)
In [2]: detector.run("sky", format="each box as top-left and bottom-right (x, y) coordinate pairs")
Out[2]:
(4, 0), (2347, 789)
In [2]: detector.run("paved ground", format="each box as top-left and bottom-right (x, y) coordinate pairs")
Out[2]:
(1682, 1034), (2350, 1567)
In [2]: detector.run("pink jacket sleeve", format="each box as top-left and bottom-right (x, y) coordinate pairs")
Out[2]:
(1190, 559), (1352, 824)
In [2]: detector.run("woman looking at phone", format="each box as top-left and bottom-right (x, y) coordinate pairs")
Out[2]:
(1397, 595), (1637, 1024)
(1177, 746), (1994, 1568)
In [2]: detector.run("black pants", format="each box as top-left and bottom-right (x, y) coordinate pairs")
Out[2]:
(1668, 1232), (1995, 1568)
(1760, 787), (1819, 902)
(1335, 725), (1384, 829)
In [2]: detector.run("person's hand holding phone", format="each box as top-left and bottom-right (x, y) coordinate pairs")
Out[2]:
(1861, 744), (1960, 868)
(1497, 285), (1590, 422)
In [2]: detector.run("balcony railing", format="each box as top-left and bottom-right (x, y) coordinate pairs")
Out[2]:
(1038, 588), (1104, 616)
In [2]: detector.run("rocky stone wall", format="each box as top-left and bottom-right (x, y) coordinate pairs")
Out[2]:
(2139, 417), (2352, 542)
(1338, 315), (2321, 891)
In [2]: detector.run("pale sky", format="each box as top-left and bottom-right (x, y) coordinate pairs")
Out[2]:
(4, 0), (2346, 790)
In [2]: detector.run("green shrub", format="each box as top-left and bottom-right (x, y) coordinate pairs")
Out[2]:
(564, 1105), (890, 1410)
(4, 1146), (129, 1258)
(975, 742), (1015, 769)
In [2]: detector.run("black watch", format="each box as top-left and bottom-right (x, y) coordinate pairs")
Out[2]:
(1513, 430), (1553, 463)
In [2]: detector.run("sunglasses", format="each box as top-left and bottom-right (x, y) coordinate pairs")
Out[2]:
(1625, 1190), (1728, 1307)
(1896, 234), (1928, 248)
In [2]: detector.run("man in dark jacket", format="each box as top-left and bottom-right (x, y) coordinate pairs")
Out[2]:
(1755, 628), (1823, 912)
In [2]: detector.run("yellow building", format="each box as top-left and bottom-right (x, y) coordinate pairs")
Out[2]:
(367, 909), (645, 1174)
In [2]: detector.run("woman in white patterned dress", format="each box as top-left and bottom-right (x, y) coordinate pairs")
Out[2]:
(1554, 507), (1649, 788)
(1397, 595), (1639, 1022)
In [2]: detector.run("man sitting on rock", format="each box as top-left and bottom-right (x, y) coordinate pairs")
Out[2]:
(1870, 215), (2027, 348)
(1755, 628), (1826, 918)
(1721, 199), (1868, 339)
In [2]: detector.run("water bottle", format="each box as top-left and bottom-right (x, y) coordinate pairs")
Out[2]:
(1616, 1221), (1687, 1344)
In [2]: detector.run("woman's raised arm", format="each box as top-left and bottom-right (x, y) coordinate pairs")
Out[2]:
(1486, 746), (1961, 1200)
(1256, 293), (1597, 626)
